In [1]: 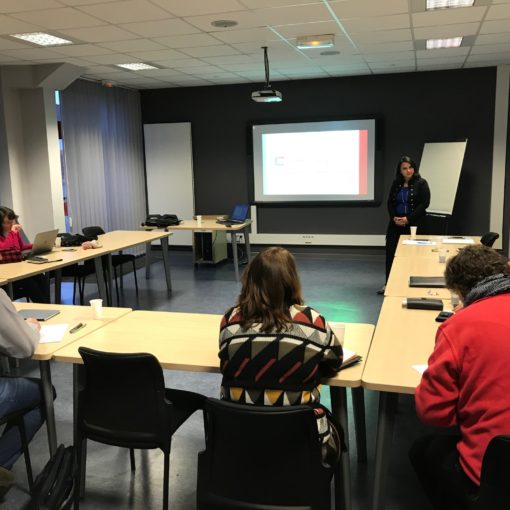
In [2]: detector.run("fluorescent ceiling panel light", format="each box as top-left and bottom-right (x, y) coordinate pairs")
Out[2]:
(426, 0), (474, 10)
(426, 37), (463, 49)
(11, 32), (73, 47)
(296, 34), (335, 50)
(117, 63), (158, 71)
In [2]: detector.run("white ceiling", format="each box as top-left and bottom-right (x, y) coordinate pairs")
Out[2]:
(0, 0), (508, 88)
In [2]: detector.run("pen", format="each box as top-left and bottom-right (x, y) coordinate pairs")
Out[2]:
(70, 322), (86, 334)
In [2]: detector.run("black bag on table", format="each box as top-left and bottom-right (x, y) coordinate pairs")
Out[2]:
(29, 445), (74, 510)
(58, 233), (94, 247)
(142, 214), (180, 228)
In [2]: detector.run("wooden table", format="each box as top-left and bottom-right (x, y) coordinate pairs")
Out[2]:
(394, 235), (479, 258)
(362, 297), (445, 510)
(385, 256), (452, 299)
(53, 312), (374, 510)
(14, 302), (132, 456)
(167, 219), (252, 281)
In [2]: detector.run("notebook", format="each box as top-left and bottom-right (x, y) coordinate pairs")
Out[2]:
(409, 276), (446, 288)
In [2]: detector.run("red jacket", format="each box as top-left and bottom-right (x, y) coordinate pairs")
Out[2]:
(416, 293), (510, 485)
(0, 231), (31, 252)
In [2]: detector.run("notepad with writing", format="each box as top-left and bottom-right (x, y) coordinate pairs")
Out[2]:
(442, 237), (475, 244)
(409, 276), (446, 288)
(340, 348), (362, 370)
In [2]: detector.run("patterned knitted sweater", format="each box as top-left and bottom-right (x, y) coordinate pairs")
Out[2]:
(219, 304), (343, 408)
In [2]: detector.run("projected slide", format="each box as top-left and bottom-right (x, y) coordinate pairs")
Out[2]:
(253, 119), (375, 203)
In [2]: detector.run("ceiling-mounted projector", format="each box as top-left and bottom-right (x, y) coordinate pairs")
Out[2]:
(252, 87), (282, 103)
(252, 46), (282, 103)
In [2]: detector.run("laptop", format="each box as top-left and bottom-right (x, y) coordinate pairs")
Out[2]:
(23, 229), (59, 260)
(216, 204), (249, 226)
(18, 309), (60, 321)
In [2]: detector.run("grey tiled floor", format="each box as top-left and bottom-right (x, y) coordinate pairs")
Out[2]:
(5, 248), (434, 509)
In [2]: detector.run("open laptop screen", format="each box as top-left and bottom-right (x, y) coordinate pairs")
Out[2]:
(230, 204), (249, 222)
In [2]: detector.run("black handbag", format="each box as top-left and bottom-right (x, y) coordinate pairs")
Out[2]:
(142, 214), (181, 228)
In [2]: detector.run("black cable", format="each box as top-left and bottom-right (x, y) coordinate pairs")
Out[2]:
(262, 46), (270, 87)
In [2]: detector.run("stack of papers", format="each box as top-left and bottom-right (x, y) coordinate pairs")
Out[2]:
(442, 237), (474, 244)
(39, 324), (68, 344)
(402, 240), (437, 246)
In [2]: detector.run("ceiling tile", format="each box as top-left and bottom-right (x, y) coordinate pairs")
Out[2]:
(364, 51), (415, 62)
(1, 47), (69, 59)
(341, 14), (410, 33)
(329, 0), (409, 18)
(180, 45), (241, 57)
(152, 57), (212, 67)
(467, 52), (510, 62)
(134, 68), (188, 77)
(412, 6), (487, 27)
(59, 25), (138, 42)
(184, 11), (262, 32)
(213, 27), (280, 43)
(120, 18), (200, 37)
(0, 15), (41, 35)
(50, 44), (114, 56)
(413, 22), (479, 39)
(230, 40), (294, 53)
(181, 65), (225, 74)
(484, 3), (510, 19)
(126, 49), (186, 60)
(416, 47), (470, 58)
(480, 19), (510, 34)
(351, 29), (412, 44)
(356, 41), (414, 53)
(99, 39), (167, 52)
(0, 37), (33, 50)
(240, 0), (323, 8)
(272, 21), (344, 38)
(11, 7), (105, 29)
(0, 54), (22, 62)
(476, 32), (510, 45)
(0, 1), (61, 12)
(416, 55), (467, 64)
(470, 42), (510, 55)
(321, 63), (371, 72)
(253, 4), (332, 26)
(202, 54), (258, 65)
(60, 0), (124, 5)
(151, 0), (247, 17)
(78, 0), (172, 24)
(84, 53), (134, 64)
(368, 58), (415, 68)
(153, 33), (222, 48)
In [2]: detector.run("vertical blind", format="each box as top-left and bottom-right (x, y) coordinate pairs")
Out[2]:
(60, 80), (146, 243)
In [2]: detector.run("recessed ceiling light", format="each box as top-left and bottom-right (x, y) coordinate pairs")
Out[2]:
(297, 34), (335, 49)
(320, 50), (340, 56)
(117, 63), (159, 71)
(426, 0), (474, 9)
(211, 20), (238, 28)
(426, 37), (463, 49)
(11, 32), (73, 47)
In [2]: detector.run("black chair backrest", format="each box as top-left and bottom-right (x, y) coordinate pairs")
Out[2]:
(82, 226), (105, 238)
(78, 347), (171, 450)
(197, 398), (331, 509)
(474, 435), (510, 508)
(480, 232), (499, 247)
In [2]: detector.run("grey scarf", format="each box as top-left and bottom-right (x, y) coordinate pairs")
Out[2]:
(464, 273), (510, 307)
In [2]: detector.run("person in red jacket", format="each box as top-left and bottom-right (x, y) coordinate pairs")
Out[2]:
(410, 244), (510, 509)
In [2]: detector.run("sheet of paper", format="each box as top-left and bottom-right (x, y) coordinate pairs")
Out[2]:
(412, 364), (428, 375)
(39, 324), (68, 344)
(441, 238), (474, 244)
(402, 240), (437, 246)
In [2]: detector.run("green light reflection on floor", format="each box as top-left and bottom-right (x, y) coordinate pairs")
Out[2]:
(308, 300), (362, 323)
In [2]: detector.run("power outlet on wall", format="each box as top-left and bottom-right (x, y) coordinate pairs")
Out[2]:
(235, 234), (244, 243)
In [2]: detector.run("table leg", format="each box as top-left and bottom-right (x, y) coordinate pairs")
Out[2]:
(160, 236), (172, 292)
(93, 256), (108, 304)
(371, 392), (399, 510)
(231, 232), (239, 282)
(331, 386), (351, 510)
(54, 268), (62, 304)
(244, 227), (251, 262)
(39, 361), (57, 456)
(6, 283), (13, 299)
(73, 364), (87, 496)
(352, 387), (367, 462)
(145, 242), (151, 279)
(107, 254), (114, 306)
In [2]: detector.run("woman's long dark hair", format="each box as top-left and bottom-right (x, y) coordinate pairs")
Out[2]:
(236, 247), (304, 333)
(0, 207), (17, 238)
(395, 155), (420, 183)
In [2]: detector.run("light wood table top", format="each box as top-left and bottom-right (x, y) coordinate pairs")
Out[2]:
(362, 297), (445, 394)
(14, 302), (132, 361)
(324, 323), (375, 388)
(385, 256), (453, 299)
(98, 229), (172, 250)
(394, 235), (480, 258)
(53, 311), (374, 390)
(166, 219), (251, 232)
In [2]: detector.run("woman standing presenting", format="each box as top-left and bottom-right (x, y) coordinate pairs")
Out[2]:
(383, 156), (430, 288)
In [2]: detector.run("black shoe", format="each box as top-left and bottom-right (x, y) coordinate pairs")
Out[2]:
(377, 285), (386, 295)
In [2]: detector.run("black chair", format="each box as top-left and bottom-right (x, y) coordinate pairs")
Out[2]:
(197, 398), (338, 510)
(82, 226), (139, 302)
(480, 232), (499, 248)
(61, 261), (96, 305)
(467, 435), (510, 509)
(0, 406), (37, 491)
(75, 347), (205, 510)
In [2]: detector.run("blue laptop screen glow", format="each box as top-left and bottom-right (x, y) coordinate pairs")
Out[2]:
(231, 204), (249, 222)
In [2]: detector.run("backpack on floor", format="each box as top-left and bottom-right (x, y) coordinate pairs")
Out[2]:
(29, 444), (75, 510)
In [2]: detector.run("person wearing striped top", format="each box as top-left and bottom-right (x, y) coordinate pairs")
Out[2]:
(219, 246), (344, 464)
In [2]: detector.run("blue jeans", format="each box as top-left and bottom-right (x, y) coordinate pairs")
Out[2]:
(0, 377), (45, 469)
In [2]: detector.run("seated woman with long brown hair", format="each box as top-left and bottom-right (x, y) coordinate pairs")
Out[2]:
(219, 246), (344, 464)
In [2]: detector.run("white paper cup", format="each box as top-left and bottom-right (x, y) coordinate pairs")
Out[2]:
(54, 236), (61, 248)
(438, 249), (448, 263)
(333, 323), (346, 345)
(196, 215), (202, 225)
(89, 299), (103, 319)
(410, 226), (417, 237)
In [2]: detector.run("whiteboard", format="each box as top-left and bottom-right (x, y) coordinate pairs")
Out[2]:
(144, 123), (194, 246)
(419, 141), (467, 215)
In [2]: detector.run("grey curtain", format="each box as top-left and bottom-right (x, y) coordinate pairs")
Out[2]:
(60, 80), (146, 243)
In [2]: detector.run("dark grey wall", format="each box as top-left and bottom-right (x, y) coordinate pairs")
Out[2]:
(141, 67), (497, 238)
